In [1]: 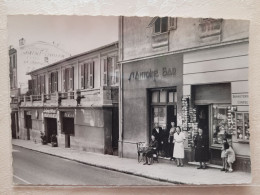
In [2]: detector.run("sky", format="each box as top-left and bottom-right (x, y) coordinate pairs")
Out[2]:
(8, 15), (119, 55)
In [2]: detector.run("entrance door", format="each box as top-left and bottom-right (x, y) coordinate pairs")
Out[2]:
(63, 117), (74, 148)
(25, 114), (32, 140)
(112, 107), (119, 155)
(45, 118), (57, 143)
(196, 105), (210, 159)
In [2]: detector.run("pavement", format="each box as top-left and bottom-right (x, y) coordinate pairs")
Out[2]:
(12, 139), (252, 185)
(13, 146), (170, 185)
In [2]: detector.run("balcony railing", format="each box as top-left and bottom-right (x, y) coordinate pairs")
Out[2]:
(14, 86), (119, 107)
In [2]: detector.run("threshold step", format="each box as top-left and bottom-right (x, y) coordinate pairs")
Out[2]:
(188, 162), (222, 169)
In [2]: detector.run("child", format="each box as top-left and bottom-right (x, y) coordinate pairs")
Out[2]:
(220, 139), (228, 171)
(224, 142), (236, 172)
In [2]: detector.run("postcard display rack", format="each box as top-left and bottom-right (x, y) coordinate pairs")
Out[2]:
(182, 96), (198, 148)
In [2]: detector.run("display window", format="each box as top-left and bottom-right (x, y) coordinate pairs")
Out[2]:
(236, 112), (250, 141)
(211, 104), (230, 147)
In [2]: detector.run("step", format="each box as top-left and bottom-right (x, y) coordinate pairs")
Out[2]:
(188, 161), (223, 169)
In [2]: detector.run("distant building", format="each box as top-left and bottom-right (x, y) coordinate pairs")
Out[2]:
(9, 47), (19, 138)
(16, 38), (71, 94)
(18, 42), (119, 155)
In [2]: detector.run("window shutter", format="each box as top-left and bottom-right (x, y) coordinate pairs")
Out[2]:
(168, 17), (177, 30)
(89, 61), (94, 88)
(115, 56), (120, 85)
(69, 67), (74, 91)
(84, 63), (89, 89)
(103, 58), (107, 86)
(37, 76), (41, 95)
(62, 69), (66, 92)
(54, 71), (58, 92)
(48, 73), (52, 94)
(107, 57), (113, 86)
(80, 63), (85, 89)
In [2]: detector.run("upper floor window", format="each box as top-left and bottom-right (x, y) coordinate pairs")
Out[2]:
(155, 17), (168, 33)
(63, 67), (74, 92)
(103, 56), (119, 86)
(48, 71), (58, 94)
(148, 17), (177, 35)
(33, 75), (45, 95)
(80, 61), (94, 89)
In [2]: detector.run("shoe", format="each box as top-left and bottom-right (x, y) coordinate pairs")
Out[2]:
(180, 164), (184, 167)
(177, 164), (180, 167)
(220, 168), (226, 171)
(143, 162), (148, 165)
(202, 166), (206, 169)
(170, 158), (174, 161)
(228, 168), (233, 172)
(197, 166), (202, 169)
(148, 163), (151, 165)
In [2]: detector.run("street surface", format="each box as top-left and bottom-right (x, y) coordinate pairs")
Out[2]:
(13, 146), (172, 185)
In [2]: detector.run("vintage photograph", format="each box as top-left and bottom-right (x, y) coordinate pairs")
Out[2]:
(9, 15), (251, 185)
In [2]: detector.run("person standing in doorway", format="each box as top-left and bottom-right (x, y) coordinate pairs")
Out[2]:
(168, 122), (176, 161)
(152, 123), (163, 155)
(173, 126), (186, 167)
(194, 128), (209, 169)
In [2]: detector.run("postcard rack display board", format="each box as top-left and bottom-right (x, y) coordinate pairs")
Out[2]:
(182, 96), (198, 148)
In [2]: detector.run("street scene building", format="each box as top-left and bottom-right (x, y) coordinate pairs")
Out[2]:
(10, 16), (251, 185)
(18, 42), (119, 155)
(118, 17), (250, 172)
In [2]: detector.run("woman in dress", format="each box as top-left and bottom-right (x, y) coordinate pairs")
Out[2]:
(194, 128), (209, 169)
(173, 126), (186, 167)
(168, 122), (176, 161)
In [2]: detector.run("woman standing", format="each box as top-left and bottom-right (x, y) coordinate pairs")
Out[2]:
(168, 122), (176, 161)
(173, 126), (186, 167)
(194, 128), (209, 169)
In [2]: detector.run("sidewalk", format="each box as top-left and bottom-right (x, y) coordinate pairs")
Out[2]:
(12, 139), (252, 185)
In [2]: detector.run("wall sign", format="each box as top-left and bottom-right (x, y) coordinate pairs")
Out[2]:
(43, 108), (57, 114)
(232, 93), (249, 106)
(64, 112), (74, 118)
(26, 111), (32, 115)
(128, 67), (176, 81)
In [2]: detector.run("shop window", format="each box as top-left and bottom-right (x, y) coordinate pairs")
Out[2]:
(80, 62), (94, 89)
(212, 105), (229, 146)
(236, 112), (250, 141)
(48, 71), (58, 94)
(160, 91), (167, 103)
(168, 91), (177, 103)
(152, 91), (159, 103)
(152, 107), (167, 130)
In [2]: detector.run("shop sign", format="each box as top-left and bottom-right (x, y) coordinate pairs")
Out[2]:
(232, 93), (249, 106)
(64, 112), (74, 118)
(43, 108), (57, 114)
(26, 111), (32, 115)
(128, 67), (176, 81)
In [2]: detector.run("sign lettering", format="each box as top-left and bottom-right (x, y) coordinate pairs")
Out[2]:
(232, 93), (249, 106)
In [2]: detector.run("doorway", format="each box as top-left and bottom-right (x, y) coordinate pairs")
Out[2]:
(112, 106), (119, 155)
(45, 118), (57, 143)
(25, 113), (32, 140)
(62, 117), (74, 148)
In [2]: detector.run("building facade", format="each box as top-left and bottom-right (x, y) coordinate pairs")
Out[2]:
(118, 17), (250, 171)
(16, 38), (71, 94)
(18, 42), (119, 155)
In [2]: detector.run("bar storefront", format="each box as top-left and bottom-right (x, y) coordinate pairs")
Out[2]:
(121, 54), (183, 158)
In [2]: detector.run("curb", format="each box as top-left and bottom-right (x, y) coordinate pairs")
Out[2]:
(13, 144), (185, 185)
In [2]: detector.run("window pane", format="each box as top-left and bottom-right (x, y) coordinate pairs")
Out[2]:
(161, 17), (168, 32)
(155, 18), (161, 33)
(160, 91), (167, 102)
(244, 113), (250, 140)
(174, 92), (177, 103)
(152, 91), (159, 103)
(168, 92), (173, 102)
(236, 113), (244, 140)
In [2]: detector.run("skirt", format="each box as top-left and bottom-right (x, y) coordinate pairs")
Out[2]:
(173, 142), (184, 159)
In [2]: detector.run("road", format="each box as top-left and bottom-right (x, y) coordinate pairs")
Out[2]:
(12, 146), (173, 185)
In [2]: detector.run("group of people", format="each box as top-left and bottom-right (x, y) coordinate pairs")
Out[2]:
(142, 122), (236, 172)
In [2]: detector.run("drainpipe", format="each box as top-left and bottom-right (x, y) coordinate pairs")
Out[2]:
(118, 16), (124, 158)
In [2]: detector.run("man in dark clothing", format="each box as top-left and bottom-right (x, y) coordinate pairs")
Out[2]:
(143, 135), (158, 165)
(152, 125), (163, 154)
